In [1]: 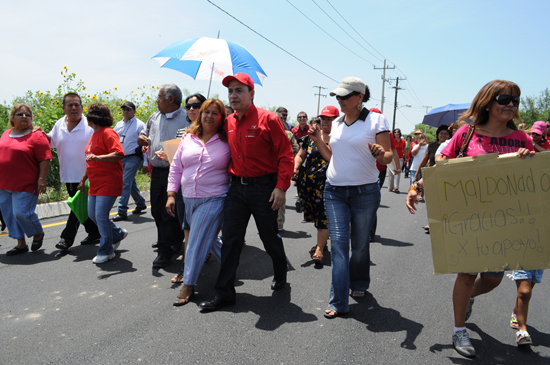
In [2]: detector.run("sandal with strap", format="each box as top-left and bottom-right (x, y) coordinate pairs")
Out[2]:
(510, 315), (519, 329)
(171, 270), (184, 284)
(516, 330), (532, 345)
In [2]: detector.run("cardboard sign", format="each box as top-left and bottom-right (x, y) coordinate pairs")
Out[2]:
(423, 152), (550, 275)
(162, 138), (182, 165)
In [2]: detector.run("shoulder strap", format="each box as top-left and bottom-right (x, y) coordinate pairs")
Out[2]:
(457, 125), (475, 158)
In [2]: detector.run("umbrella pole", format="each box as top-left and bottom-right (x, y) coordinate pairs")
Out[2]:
(206, 31), (221, 99)
(207, 62), (214, 98)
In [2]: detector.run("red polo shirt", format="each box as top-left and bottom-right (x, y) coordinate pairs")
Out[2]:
(225, 104), (294, 191)
(291, 125), (310, 139)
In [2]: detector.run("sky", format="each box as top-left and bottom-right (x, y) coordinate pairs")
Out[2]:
(2, 0), (549, 133)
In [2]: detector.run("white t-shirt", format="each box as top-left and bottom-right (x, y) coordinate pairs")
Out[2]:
(326, 109), (390, 186)
(410, 143), (428, 171)
(48, 116), (94, 183)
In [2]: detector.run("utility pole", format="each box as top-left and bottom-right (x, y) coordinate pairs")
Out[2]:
(374, 59), (395, 114)
(390, 76), (406, 131)
(313, 86), (327, 116)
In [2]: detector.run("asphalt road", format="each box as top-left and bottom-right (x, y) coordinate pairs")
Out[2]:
(1, 183), (549, 364)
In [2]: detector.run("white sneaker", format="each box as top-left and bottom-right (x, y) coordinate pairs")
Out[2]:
(113, 229), (128, 251)
(92, 252), (116, 264)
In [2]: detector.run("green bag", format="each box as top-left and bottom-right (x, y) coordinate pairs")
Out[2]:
(67, 182), (89, 224)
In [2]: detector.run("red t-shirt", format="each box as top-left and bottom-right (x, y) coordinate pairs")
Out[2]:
(225, 105), (294, 191)
(536, 139), (550, 152)
(0, 130), (52, 194)
(395, 137), (406, 158)
(85, 127), (124, 196)
(291, 125), (310, 139)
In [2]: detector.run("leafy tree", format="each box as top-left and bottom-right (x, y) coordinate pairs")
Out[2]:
(520, 88), (550, 127)
(407, 124), (437, 142)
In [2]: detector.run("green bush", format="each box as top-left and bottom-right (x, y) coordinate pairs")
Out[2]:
(0, 67), (207, 202)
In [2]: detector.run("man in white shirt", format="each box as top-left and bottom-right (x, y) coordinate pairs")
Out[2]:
(112, 102), (147, 221)
(47, 93), (100, 251)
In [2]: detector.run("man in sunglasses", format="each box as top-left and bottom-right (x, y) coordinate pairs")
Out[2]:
(112, 101), (147, 222)
(275, 106), (293, 131)
(138, 84), (188, 268)
(291, 111), (310, 139)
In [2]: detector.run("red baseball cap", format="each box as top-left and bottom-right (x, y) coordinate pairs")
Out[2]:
(369, 108), (382, 114)
(222, 72), (254, 90)
(318, 105), (340, 118)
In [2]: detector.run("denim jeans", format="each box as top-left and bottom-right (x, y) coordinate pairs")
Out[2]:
(0, 189), (42, 239)
(324, 181), (380, 313)
(88, 195), (125, 256)
(215, 180), (287, 300)
(117, 155), (146, 216)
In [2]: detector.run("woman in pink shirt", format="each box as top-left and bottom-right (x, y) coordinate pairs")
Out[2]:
(166, 99), (231, 306)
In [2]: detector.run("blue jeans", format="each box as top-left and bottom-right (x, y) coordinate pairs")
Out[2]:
(117, 155), (146, 216)
(88, 195), (125, 256)
(324, 181), (380, 313)
(0, 189), (42, 239)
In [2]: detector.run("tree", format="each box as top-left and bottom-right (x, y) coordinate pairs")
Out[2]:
(520, 88), (550, 127)
(407, 124), (437, 142)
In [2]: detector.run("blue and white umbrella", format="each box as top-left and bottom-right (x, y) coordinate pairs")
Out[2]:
(152, 37), (267, 86)
(422, 103), (471, 127)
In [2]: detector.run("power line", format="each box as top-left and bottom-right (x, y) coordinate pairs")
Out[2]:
(206, 0), (339, 83)
(324, 0), (425, 107)
(324, 0), (386, 61)
(285, 0), (376, 67)
(310, 0), (383, 63)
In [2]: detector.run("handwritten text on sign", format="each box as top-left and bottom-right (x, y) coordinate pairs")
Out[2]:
(423, 153), (550, 274)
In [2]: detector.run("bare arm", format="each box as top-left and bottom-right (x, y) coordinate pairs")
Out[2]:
(86, 152), (124, 162)
(370, 131), (393, 165)
(308, 124), (332, 161)
(292, 148), (306, 180)
(37, 160), (49, 194)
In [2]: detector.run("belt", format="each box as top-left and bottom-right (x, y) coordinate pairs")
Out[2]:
(231, 174), (277, 185)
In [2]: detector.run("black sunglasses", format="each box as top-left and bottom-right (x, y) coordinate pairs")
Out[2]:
(495, 94), (519, 107)
(186, 102), (202, 110)
(336, 92), (360, 101)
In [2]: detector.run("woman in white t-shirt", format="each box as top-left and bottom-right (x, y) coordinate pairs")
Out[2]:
(309, 77), (393, 318)
(409, 133), (428, 185)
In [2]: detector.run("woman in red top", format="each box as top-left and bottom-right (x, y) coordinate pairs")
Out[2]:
(0, 104), (51, 255)
(78, 103), (127, 264)
(388, 128), (406, 193)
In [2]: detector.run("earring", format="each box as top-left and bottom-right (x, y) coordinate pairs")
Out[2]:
(486, 108), (489, 111)
(357, 103), (362, 111)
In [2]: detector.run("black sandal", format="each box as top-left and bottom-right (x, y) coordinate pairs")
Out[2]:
(6, 245), (29, 256)
(31, 232), (45, 252)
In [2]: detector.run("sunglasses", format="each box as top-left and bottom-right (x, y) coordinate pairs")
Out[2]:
(186, 102), (202, 110)
(494, 94), (520, 107)
(336, 92), (360, 101)
(15, 112), (32, 117)
(297, 116), (307, 119)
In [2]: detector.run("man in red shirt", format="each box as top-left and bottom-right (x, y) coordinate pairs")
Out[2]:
(291, 111), (310, 139)
(200, 73), (294, 311)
